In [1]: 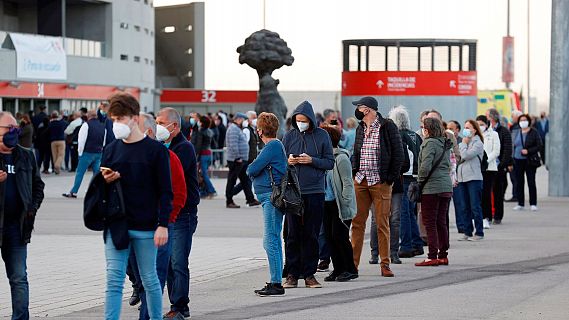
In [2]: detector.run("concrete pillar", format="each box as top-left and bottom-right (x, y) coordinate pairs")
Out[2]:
(548, 0), (569, 196)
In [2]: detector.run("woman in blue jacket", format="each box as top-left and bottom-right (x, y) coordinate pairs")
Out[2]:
(246, 112), (287, 296)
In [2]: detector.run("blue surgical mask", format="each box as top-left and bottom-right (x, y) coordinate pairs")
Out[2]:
(462, 128), (472, 137)
(100, 110), (107, 117)
(163, 142), (171, 148)
(2, 127), (21, 149)
(189, 118), (196, 126)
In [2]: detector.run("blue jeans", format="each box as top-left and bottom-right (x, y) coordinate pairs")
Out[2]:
(318, 222), (330, 262)
(399, 179), (423, 252)
(136, 225), (173, 320)
(200, 155), (216, 194)
(1, 224), (29, 320)
(457, 180), (484, 237)
(257, 192), (284, 283)
(452, 184), (466, 233)
(167, 208), (198, 314)
(70, 152), (102, 194)
(105, 230), (162, 320)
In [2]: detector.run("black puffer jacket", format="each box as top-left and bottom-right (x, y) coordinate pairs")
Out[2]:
(194, 128), (213, 160)
(494, 124), (513, 171)
(0, 146), (45, 246)
(352, 114), (404, 185)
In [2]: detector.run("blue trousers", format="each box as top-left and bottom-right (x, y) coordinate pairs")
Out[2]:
(257, 192), (284, 283)
(1, 224), (29, 320)
(70, 152), (101, 194)
(167, 208), (198, 314)
(105, 230), (162, 320)
(456, 180), (484, 237)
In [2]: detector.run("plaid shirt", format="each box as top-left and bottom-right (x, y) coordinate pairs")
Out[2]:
(355, 118), (381, 185)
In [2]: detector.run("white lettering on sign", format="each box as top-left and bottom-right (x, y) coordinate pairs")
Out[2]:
(457, 74), (477, 95)
(387, 77), (416, 92)
(449, 80), (457, 88)
(201, 90), (217, 103)
(37, 83), (44, 97)
(376, 80), (384, 88)
(6, 165), (15, 174)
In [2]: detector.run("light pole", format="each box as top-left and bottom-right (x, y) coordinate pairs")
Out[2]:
(527, 0), (531, 113)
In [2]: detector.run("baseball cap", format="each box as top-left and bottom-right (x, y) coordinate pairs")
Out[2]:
(351, 96), (378, 110)
(234, 112), (248, 120)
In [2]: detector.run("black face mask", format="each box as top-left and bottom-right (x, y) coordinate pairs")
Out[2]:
(355, 109), (366, 121)
(330, 120), (338, 125)
(3, 127), (21, 149)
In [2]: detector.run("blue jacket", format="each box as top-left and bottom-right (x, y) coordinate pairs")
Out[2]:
(97, 109), (116, 146)
(169, 133), (200, 210)
(225, 123), (249, 162)
(282, 101), (334, 194)
(246, 139), (287, 195)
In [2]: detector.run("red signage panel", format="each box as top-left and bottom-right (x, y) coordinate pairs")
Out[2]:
(342, 71), (477, 96)
(161, 89), (257, 104)
(502, 36), (514, 83)
(0, 81), (140, 100)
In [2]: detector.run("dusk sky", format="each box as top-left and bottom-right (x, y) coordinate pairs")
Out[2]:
(156, 0), (552, 109)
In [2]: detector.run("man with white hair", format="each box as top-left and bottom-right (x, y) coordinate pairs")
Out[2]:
(0, 112), (45, 319)
(156, 107), (199, 319)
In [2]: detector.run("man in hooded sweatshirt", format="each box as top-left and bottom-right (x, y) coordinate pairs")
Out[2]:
(282, 101), (335, 289)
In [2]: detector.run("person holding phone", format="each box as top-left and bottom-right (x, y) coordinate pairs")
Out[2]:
(100, 93), (173, 320)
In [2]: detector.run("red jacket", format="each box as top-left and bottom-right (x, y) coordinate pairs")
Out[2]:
(169, 150), (187, 223)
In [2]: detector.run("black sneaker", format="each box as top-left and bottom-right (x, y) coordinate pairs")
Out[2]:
(317, 260), (330, 272)
(369, 256), (379, 264)
(336, 271), (358, 282)
(391, 255), (402, 264)
(129, 289), (140, 306)
(226, 202), (240, 209)
(62, 193), (77, 199)
(324, 271), (339, 282)
(412, 248), (425, 256)
(398, 250), (415, 258)
(256, 283), (285, 297)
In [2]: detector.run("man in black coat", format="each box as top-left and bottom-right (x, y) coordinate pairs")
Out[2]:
(350, 97), (404, 278)
(0, 112), (45, 319)
(486, 108), (512, 224)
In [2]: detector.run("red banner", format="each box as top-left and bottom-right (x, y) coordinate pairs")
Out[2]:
(0, 81), (140, 100)
(342, 71), (477, 96)
(502, 36), (515, 83)
(161, 89), (257, 104)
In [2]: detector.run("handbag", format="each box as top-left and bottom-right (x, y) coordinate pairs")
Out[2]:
(408, 139), (449, 202)
(268, 165), (304, 216)
(520, 131), (542, 168)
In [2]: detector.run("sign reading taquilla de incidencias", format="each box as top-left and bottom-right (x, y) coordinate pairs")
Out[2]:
(10, 33), (67, 81)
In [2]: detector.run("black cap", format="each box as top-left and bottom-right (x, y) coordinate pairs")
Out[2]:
(351, 96), (378, 110)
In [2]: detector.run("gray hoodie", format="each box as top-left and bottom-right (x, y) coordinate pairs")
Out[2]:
(457, 135), (484, 183)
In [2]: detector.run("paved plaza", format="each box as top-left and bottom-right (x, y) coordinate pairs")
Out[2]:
(1, 167), (568, 319)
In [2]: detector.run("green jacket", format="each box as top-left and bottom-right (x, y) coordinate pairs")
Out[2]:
(327, 148), (356, 220)
(418, 137), (452, 195)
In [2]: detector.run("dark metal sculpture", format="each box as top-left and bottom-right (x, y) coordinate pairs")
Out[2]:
(237, 29), (294, 135)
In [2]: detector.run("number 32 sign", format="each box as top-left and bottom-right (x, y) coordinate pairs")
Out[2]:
(201, 90), (216, 103)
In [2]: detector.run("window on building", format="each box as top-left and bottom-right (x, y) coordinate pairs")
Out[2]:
(134, 25), (141, 32)
(186, 48), (193, 55)
(134, 56), (140, 62)
(120, 23), (129, 29)
(162, 26), (175, 33)
(145, 58), (149, 64)
(144, 28), (149, 34)
(150, 60), (154, 66)
(186, 25), (193, 32)
(120, 54), (128, 61)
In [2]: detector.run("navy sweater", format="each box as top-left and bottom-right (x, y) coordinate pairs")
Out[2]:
(246, 139), (287, 194)
(48, 119), (67, 142)
(101, 136), (173, 230)
(169, 133), (200, 210)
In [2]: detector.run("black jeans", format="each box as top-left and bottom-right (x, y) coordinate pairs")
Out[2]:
(37, 148), (52, 172)
(286, 193), (325, 279)
(514, 159), (538, 206)
(323, 201), (357, 275)
(225, 160), (255, 204)
(482, 171), (496, 221)
(493, 169), (507, 221)
(70, 144), (79, 171)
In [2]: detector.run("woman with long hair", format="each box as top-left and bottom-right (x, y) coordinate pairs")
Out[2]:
(512, 114), (542, 211)
(456, 119), (485, 241)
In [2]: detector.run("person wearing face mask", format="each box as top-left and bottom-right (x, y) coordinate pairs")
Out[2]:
(156, 107), (199, 319)
(62, 110), (106, 198)
(223, 113), (260, 209)
(507, 110), (524, 202)
(350, 97), (404, 278)
(456, 120), (485, 241)
(128, 113), (187, 320)
(0, 112), (45, 320)
(282, 101), (335, 288)
(194, 115), (217, 199)
(97, 101), (116, 146)
(512, 114), (542, 212)
(100, 93), (172, 320)
(476, 115), (501, 229)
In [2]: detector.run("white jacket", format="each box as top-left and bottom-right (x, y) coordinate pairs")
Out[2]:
(482, 127), (500, 172)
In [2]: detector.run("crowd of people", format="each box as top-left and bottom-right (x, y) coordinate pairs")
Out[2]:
(0, 92), (550, 318)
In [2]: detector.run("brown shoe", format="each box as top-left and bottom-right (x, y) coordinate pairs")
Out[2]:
(381, 264), (394, 277)
(226, 202), (240, 209)
(304, 275), (322, 288)
(283, 275), (298, 288)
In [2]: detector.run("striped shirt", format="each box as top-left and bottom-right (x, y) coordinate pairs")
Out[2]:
(355, 119), (381, 185)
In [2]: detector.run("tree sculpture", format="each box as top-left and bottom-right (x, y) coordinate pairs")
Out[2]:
(237, 29), (294, 136)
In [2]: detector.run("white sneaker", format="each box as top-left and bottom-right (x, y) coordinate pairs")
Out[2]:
(470, 235), (484, 241)
(483, 219), (491, 229)
(458, 235), (471, 241)
(530, 205), (538, 212)
(513, 205), (525, 211)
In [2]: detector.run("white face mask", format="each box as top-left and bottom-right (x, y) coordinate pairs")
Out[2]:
(479, 125), (487, 132)
(297, 122), (309, 132)
(156, 124), (171, 142)
(251, 119), (257, 127)
(519, 120), (529, 129)
(242, 120), (249, 128)
(113, 121), (132, 140)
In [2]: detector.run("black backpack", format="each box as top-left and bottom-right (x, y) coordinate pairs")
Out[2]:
(268, 165), (304, 216)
